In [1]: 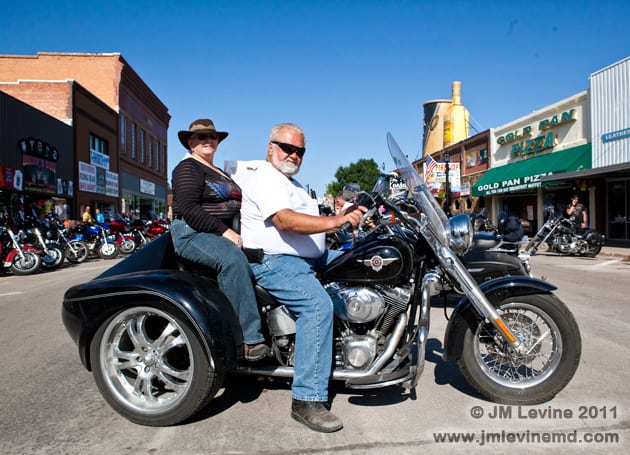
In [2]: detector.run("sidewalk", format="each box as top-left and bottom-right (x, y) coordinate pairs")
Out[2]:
(599, 245), (630, 261)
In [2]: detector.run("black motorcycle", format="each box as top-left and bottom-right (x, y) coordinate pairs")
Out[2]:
(19, 215), (65, 269)
(524, 213), (604, 257)
(62, 133), (581, 426)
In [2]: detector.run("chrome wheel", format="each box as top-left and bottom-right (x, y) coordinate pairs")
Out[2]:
(10, 251), (41, 275)
(91, 305), (223, 426)
(473, 303), (561, 387)
(458, 294), (581, 404)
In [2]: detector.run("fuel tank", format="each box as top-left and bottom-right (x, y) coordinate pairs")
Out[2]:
(322, 235), (413, 284)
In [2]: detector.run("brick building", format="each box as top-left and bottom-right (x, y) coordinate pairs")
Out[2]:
(0, 52), (170, 220)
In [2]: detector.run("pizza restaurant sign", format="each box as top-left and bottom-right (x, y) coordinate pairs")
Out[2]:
(476, 172), (553, 195)
(496, 109), (576, 158)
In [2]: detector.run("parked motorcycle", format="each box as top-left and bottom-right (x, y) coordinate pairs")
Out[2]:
(62, 133), (581, 427)
(465, 209), (533, 280)
(107, 215), (137, 255)
(45, 216), (90, 264)
(19, 215), (65, 269)
(70, 222), (119, 259)
(0, 212), (42, 275)
(524, 213), (604, 257)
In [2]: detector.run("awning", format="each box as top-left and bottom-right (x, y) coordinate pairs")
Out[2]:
(472, 144), (591, 197)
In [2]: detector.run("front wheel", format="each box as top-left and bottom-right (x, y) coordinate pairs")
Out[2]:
(65, 240), (89, 264)
(10, 251), (42, 275)
(90, 305), (224, 426)
(41, 242), (65, 269)
(458, 293), (581, 405)
(99, 242), (119, 259)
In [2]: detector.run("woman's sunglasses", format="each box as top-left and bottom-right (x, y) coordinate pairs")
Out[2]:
(193, 133), (218, 141)
(271, 141), (306, 158)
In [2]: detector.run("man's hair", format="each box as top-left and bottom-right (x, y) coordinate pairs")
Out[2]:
(269, 123), (306, 144)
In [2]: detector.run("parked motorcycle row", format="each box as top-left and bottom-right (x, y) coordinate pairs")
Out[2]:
(0, 211), (170, 276)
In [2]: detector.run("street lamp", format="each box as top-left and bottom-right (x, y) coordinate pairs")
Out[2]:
(444, 150), (451, 217)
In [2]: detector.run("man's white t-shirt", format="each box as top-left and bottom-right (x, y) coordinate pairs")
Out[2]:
(235, 161), (325, 259)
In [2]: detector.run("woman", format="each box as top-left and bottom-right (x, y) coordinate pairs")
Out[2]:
(171, 118), (270, 361)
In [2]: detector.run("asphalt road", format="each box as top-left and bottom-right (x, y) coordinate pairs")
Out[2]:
(1, 254), (629, 454)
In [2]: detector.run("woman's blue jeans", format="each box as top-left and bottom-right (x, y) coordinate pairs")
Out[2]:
(170, 220), (265, 345)
(250, 250), (342, 402)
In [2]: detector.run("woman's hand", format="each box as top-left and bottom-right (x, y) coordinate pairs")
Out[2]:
(222, 229), (243, 248)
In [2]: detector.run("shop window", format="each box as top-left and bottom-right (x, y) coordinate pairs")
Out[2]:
(120, 115), (126, 153)
(479, 148), (488, 164)
(148, 138), (153, 168)
(89, 133), (108, 155)
(131, 122), (137, 159)
(607, 180), (629, 240)
(140, 130), (146, 164)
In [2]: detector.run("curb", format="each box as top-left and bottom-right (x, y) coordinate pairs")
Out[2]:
(599, 251), (630, 262)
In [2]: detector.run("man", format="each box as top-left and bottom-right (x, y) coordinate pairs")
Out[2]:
(566, 194), (587, 232)
(237, 123), (364, 433)
(82, 206), (93, 223)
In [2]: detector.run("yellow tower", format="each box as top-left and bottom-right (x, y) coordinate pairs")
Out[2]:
(442, 81), (470, 148)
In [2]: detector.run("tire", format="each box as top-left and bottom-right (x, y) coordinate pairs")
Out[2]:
(119, 238), (137, 254)
(458, 293), (581, 405)
(99, 242), (119, 259)
(41, 242), (65, 269)
(582, 244), (601, 257)
(65, 241), (89, 264)
(10, 251), (42, 275)
(90, 305), (224, 426)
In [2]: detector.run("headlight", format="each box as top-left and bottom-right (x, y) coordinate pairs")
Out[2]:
(448, 214), (473, 255)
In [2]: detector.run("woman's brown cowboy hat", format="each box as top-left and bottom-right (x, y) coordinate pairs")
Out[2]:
(178, 119), (229, 149)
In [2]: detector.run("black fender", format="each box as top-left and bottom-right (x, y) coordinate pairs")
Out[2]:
(62, 269), (242, 373)
(442, 276), (557, 361)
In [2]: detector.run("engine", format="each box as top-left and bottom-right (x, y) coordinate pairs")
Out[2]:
(329, 283), (411, 370)
(264, 282), (412, 370)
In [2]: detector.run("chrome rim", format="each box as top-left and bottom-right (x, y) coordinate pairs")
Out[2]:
(101, 243), (117, 256)
(473, 302), (562, 388)
(13, 252), (39, 271)
(98, 307), (194, 414)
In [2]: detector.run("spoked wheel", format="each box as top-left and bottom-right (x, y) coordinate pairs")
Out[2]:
(458, 294), (581, 404)
(10, 251), (42, 275)
(65, 241), (89, 264)
(90, 305), (224, 426)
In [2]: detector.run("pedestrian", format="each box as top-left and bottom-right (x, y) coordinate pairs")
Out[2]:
(566, 194), (587, 232)
(82, 206), (93, 223)
(237, 122), (365, 432)
(171, 118), (270, 362)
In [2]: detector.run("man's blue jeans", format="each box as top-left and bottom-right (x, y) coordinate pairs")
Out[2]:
(250, 250), (342, 402)
(170, 220), (265, 345)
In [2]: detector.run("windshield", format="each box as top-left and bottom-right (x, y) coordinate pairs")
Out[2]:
(386, 132), (449, 245)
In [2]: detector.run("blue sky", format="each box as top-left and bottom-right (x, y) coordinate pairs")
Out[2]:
(2, 0), (629, 197)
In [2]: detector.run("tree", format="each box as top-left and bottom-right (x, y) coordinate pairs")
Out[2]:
(325, 158), (382, 196)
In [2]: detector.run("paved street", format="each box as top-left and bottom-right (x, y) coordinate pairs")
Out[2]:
(1, 253), (629, 454)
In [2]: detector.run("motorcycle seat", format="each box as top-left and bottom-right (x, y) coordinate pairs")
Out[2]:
(470, 231), (501, 251)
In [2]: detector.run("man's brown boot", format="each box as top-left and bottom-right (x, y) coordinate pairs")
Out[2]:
(291, 399), (343, 433)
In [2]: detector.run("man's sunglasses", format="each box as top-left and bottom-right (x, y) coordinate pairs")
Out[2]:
(193, 133), (218, 141)
(271, 141), (306, 158)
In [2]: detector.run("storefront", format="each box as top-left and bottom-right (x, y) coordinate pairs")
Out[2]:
(1, 91), (74, 220)
(120, 172), (167, 220)
(472, 91), (591, 233)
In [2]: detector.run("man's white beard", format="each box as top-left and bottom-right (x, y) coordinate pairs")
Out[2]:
(271, 155), (300, 177)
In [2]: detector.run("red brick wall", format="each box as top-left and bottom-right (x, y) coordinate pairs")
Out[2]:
(0, 53), (122, 110)
(0, 81), (73, 122)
